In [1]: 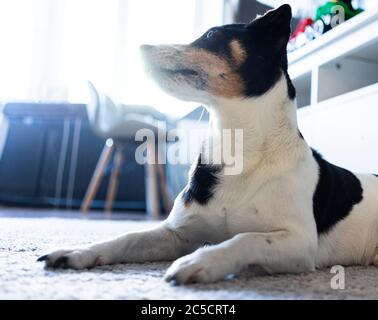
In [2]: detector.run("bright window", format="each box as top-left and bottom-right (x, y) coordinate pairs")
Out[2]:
(0, 0), (224, 117)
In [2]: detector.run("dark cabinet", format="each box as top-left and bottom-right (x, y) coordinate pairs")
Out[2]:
(0, 103), (145, 211)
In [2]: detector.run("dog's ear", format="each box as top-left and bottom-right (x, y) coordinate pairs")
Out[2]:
(247, 4), (292, 29)
(246, 4), (292, 50)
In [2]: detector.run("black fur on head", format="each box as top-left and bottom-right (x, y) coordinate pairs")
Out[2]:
(141, 4), (296, 102)
(247, 4), (292, 51)
(192, 4), (295, 99)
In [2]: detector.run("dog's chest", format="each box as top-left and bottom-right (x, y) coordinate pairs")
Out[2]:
(195, 178), (280, 237)
(218, 198), (281, 236)
(194, 162), (316, 238)
(169, 184), (276, 244)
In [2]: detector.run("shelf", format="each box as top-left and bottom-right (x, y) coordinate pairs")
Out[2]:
(288, 7), (378, 113)
(297, 83), (378, 173)
(288, 8), (378, 79)
(317, 55), (378, 102)
(298, 82), (378, 113)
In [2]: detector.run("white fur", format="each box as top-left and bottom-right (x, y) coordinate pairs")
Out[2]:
(40, 76), (378, 284)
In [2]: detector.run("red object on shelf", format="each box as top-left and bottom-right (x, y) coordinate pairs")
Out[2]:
(291, 18), (314, 40)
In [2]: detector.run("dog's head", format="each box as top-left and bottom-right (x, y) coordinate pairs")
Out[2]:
(141, 4), (294, 105)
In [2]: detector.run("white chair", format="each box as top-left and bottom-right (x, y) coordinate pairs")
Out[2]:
(81, 81), (172, 219)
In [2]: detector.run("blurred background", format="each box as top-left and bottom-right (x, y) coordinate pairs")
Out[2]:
(0, 0), (377, 218)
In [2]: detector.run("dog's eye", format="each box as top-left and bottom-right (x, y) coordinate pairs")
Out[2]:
(207, 30), (217, 39)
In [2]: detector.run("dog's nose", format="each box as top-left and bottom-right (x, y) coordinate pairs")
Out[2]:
(140, 44), (154, 53)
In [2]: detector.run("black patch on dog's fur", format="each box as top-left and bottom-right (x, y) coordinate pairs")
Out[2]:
(183, 155), (222, 206)
(191, 5), (296, 100)
(374, 174), (378, 178)
(312, 149), (363, 234)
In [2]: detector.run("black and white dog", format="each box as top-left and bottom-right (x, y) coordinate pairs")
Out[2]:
(38, 5), (378, 284)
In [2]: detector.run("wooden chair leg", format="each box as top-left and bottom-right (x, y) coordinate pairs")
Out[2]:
(145, 141), (160, 220)
(81, 139), (114, 213)
(105, 144), (124, 213)
(156, 148), (173, 215)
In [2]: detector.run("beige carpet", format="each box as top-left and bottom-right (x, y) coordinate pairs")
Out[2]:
(1, 216), (377, 300)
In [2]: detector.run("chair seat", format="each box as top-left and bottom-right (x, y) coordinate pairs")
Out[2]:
(86, 81), (171, 139)
(104, 115), (165, 140)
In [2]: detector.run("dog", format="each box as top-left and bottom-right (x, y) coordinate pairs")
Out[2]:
(38, 4), (378, 284)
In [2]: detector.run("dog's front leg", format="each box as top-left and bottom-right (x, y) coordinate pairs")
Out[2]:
(165, 230), (317, 284)
(38, 222), (198, 270)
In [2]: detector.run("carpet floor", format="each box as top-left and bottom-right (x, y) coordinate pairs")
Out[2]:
(1, 215), (377, 300)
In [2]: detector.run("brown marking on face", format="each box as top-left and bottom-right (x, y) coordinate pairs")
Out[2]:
(230, 40), (247, 66)
(183, 47), (245, 98)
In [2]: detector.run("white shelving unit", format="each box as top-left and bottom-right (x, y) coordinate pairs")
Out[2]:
(290, 8), (378, 173)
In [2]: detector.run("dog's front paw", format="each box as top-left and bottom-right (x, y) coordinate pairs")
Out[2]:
(37, 248), (101, 270)
(164, 249), (231, 284)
